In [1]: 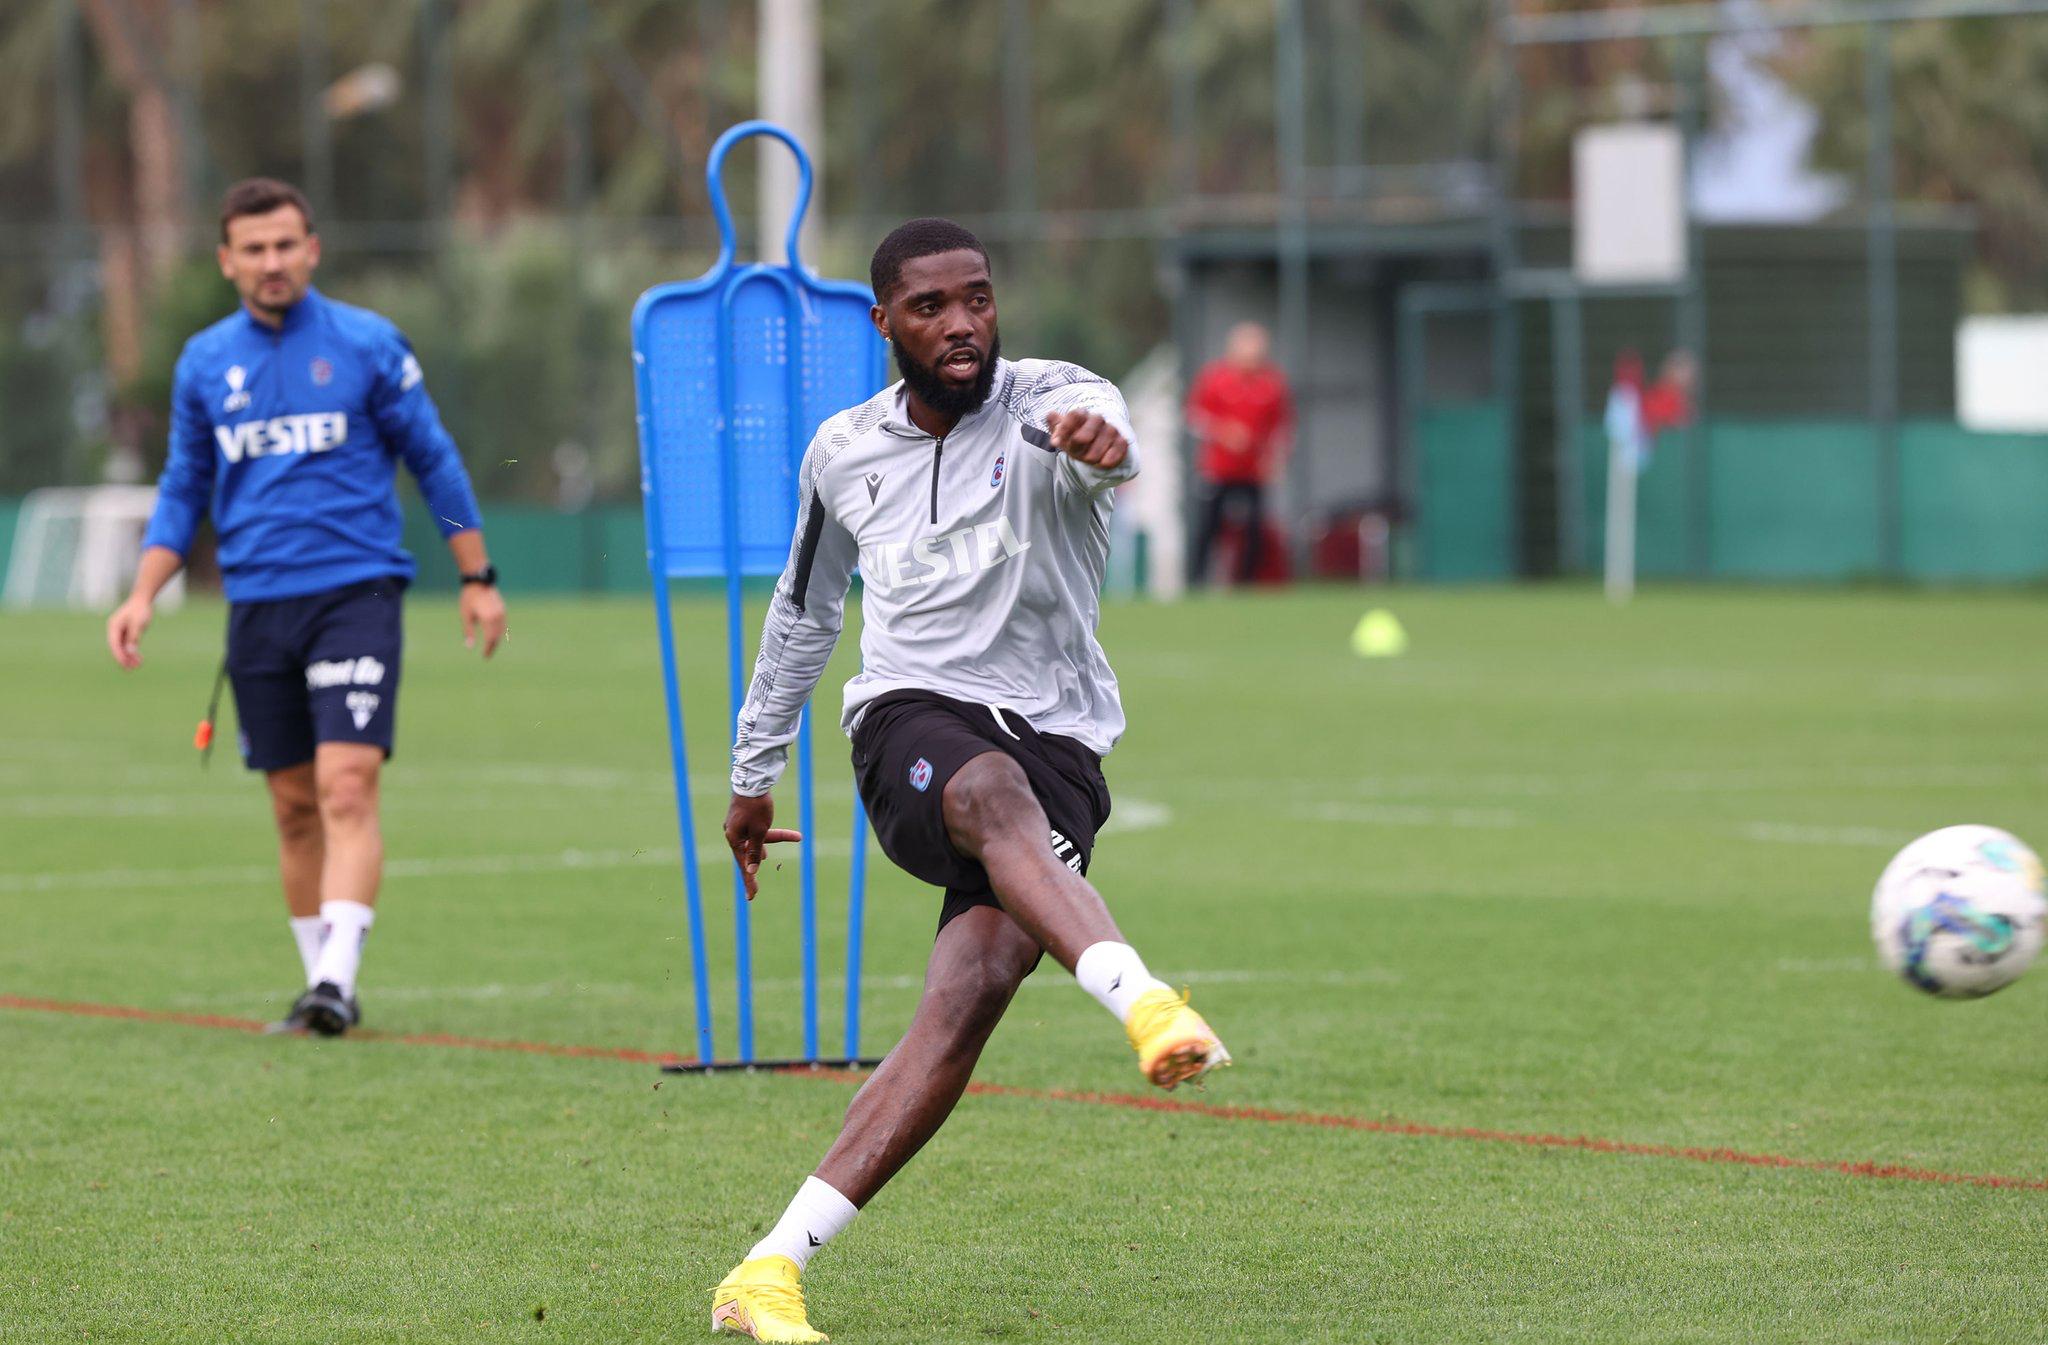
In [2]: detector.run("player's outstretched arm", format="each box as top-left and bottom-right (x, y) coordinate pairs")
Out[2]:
(372, 324), (499, 658)
(106, 545), (185, 670)
(722, 793), (803, 900)
(114, 351), (216, 670)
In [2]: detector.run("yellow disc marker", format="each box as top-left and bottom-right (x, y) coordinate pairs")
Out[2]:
(1350, 608), (1409, 659)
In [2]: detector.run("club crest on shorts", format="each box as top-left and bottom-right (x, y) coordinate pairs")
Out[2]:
(990, 454), (1005, 488)
(908, 757), (933, 792)
(310, 356), (334, 386)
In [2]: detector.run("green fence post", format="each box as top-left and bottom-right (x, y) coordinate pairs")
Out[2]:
(1867, 21), (1900, 578)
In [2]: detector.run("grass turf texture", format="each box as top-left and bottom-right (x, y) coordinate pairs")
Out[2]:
(3, 585), (2046, 1342)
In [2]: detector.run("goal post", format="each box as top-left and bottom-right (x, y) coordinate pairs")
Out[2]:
(3, 486), (185, 612)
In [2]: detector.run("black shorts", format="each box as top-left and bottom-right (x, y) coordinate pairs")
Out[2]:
(226, 577), (406, 772)
(850, 690), (1112, 935)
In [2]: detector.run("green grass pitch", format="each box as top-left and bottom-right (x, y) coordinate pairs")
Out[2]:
(4, 585), (2046, 1342)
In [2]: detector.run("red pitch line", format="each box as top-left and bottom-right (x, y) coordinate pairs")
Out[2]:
(0, 995), (686, 1068)
(955, 1084), (2048, 1192)
(6, 993), (2044, 1192)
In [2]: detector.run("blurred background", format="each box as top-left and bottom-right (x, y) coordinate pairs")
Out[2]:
(2, 0), (2047, 599)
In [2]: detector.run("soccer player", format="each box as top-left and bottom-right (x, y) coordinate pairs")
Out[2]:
(105, 177), (505, 1037)
(709, 218), (1229, 1343)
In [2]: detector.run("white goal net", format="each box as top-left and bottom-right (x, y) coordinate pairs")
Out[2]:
(3, 486), (185, 611)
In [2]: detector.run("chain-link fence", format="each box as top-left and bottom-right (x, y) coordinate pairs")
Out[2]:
(1467, 0), (2048, 583)
(3, 1), (2046, 588)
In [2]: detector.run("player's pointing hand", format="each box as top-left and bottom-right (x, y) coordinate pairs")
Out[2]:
(724, 792), (804, 900)
(1045, 409), (1128, 471)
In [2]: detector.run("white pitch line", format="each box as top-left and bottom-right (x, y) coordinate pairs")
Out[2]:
(170, 980), (649, 1007)
(0, 764), (840, 804)
(0, 793), (527, 818)
(0, 848), (660, 894)
(1309, 802), (1521, 829)
(741, 965), (1412, 994)
(0, 793), (1174, 895)
(8, 751), (2044, 808)
(0, 755), (827, 796)
(1774, 956), (1882, 974)
(0, 841), (855, 895)
(1741, 822), (1915, 849)
(1126, 761), (2048, 806)
(1098, 798), (1173, 835)
(173, 965), (1404, 1009)
(0, 796), (249, 818)
(1875, 672), (2016, 702)
(1650, 764), (2048, 794)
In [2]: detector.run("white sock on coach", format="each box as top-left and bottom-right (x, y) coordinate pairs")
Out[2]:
(1075, 941), (1172, 1024)
(309, 900), (375, 997)
(289, 915), (326, 985)
(748, 1176), (858, 1271)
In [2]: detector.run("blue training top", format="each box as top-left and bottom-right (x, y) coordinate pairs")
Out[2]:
(142, 287), (484, 604)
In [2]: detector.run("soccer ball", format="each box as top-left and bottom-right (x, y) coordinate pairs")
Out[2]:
(1871, 825), (2047, 998)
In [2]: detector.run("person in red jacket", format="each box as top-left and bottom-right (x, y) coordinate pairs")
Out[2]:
(1185, 321), (1294, 586)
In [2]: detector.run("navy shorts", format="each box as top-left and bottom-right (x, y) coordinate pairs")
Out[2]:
(226, 577), (405, 772)
(849, 690), (1112, 936)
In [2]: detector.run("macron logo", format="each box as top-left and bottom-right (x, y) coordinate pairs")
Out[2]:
(859, 518), (1030, 595)
(215, 413), (348, 464)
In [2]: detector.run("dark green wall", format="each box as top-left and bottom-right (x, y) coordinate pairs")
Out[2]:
(399, 497), (650, 594)
(1576, 420), (2048, 582)
(1415, 400), (1514, 581)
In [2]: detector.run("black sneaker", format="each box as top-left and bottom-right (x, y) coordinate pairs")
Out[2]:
(289, 980), (360, 1037)
(264, 989), (317, 1035)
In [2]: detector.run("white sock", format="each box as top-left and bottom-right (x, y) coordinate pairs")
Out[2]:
(746, 1176), (858, 1271)
(1075, 941), (1172, 1024)
(289, 915), (326, 985)
(309, 900), (375, 997)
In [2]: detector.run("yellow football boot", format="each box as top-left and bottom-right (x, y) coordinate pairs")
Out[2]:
(1125, 987), (1231, 1089)
(711, 1255), (827, 1343)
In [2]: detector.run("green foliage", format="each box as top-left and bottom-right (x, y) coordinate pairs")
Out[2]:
(0, 0), (60, 169)
(103, 226), (720, 502)
(125, 258), (242, 476)
(333, 222), (712, 504)
(0, 310), (83, 493)
(0, 0), (1499, 495)
(1021, 237), (1165, 381)
(1791, 17), (2048, 311)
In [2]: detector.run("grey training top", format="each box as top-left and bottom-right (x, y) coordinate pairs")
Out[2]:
(729, 357), (1139, 797)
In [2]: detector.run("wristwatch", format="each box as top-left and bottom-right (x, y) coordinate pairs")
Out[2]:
(460, 565), (499, 587)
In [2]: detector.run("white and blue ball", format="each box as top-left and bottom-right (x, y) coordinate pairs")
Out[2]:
(1871, 825), (2047, 999)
